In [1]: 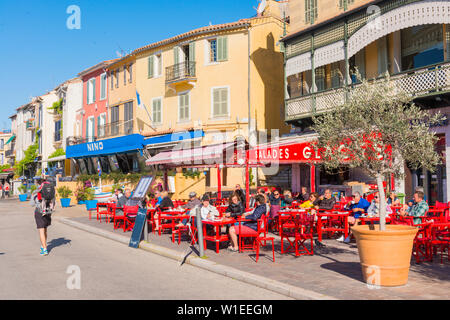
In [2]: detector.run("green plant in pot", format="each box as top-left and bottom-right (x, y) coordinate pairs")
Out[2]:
(57, 186), (73, 208)
(18, 185), (28, 202)
(75, 186), (88, 204)
(85, 187), (97, 212)
(312, 72), (444, 287)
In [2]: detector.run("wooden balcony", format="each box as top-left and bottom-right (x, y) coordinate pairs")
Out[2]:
(286, 62), (450, 122)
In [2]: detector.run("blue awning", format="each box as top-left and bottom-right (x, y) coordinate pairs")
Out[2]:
(144, 130), (204, 146)
(66, 134), (145, 159)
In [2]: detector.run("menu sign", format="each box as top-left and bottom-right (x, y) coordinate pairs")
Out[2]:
(249, 142), (321, 164)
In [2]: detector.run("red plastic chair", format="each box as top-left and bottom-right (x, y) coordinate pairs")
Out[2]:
(123, 205), (139, 232)
(413, 222), (433, 264)
(429, 223), (450, 264)
(96, 203), (110, 223)
(236, 215), (275, 262)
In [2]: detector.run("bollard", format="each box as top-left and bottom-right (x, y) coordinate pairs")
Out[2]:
(144, 215), (148, 242)
(195, 207), (205, 258)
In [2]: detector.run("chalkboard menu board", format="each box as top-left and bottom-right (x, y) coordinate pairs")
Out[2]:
(128, 176), (154, 248)
(129, 208), (148, 248)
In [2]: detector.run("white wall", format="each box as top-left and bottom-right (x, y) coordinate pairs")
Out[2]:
(40, 92), (58, 171)
(64, 79), (82, 150)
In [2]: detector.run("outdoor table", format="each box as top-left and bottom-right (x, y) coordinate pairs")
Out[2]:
(358, 215), (392, 225)
(157, 210), (186, 236)
(202, 217), (236, 254)
(316, 211), (349, 242)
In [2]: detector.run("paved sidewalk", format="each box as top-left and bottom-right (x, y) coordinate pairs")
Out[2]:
(52, 203), (450, 300)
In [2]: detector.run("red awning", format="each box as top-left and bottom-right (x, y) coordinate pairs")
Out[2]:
(146, 142), (235, 167)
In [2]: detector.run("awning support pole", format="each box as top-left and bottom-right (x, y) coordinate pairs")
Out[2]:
(217, 165), (222, 200)
(310, 164), (316, 193)
(164, 169), (168, 191)
(245, 161), (250, 209)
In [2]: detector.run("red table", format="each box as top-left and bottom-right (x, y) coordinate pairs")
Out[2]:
(316, 211), (349, 242)
(202, 218), (236, 254)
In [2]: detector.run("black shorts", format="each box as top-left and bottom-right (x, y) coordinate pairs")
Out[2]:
(34, 208), (52, 229)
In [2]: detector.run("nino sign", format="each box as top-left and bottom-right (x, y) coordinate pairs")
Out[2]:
(87, 142), (104, 152)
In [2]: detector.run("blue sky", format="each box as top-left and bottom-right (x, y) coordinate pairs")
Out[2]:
(0, 0), (259, 130)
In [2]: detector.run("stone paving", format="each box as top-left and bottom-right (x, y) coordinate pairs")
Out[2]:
(57, 203), (450, 300)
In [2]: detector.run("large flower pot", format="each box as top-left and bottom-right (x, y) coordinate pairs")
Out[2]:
(85, 200), (98, 211)
(60, 198), (71, 208)
(352, 225), (418, 287)
(78, 200), (86, 205)
(19, 194), (28, 202)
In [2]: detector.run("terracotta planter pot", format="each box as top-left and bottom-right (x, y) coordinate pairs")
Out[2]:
(352, 224), (418, 287)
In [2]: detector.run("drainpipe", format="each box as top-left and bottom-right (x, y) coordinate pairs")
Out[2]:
(246, 24), (256, 189)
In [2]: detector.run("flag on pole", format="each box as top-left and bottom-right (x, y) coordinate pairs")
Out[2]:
(136, 90), (145, 109)
(97, 159), (102, 177)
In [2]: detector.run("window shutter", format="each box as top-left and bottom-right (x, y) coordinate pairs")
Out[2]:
(85, 119), (89, 139)
(213, 89), (220, 116)
(97, 116), (100, 136)
(218, 37), (228, 61)
(86, 81), (90, 105)
(174, 47), (179, 65)
(148, 56), (154, 78)
(221, 88), (228, 115)
(189, 42), (196, 62)
(93, 79), (96, 102)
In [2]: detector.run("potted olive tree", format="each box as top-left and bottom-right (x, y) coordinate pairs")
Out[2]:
(57, 186), (73, 208)
(312, 73), (444, 287)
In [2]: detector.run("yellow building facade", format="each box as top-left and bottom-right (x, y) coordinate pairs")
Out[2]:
(132, 14), (289, 195)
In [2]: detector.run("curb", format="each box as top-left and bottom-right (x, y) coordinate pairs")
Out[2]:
(56, 217), (337, 300)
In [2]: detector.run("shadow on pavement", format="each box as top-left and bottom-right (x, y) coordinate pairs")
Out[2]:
(320, 261), (365, 283)
(47, 238), (72, 253)
(0, 253), (4, 255)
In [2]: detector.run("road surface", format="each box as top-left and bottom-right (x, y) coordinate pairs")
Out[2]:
(0, 200), (291, 300)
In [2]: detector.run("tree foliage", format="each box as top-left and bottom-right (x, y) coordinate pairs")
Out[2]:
(312, 73), (445, 230)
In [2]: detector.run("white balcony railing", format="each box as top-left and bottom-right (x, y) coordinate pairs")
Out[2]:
(286, 62), (450, 121)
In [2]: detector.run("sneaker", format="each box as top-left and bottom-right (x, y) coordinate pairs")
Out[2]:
(41, 248), (48, 256)
(336, 235), (345, 242)
(344, 236), (351, 244)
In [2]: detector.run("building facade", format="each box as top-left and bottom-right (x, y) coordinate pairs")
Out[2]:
(282, 0), (450, 203)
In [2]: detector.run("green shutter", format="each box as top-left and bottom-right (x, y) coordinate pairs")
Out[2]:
(85, 119), (88, 139)
(189, 42), (195, 62)
(174, 47), (180, 65)
(86, 81), (90, 105)
(93, 79), (96, 102)
(148, 56), (154, 78)
(218, 36), (228, 61)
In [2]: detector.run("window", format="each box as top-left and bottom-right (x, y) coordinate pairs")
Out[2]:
(401, 24), (444, 71)
(330, 62), (342, 88)
(115, 69), (119, 88)
(305, 0), (318, 24)
(124, 102), (133, 134)
(123, 66), (127, 86)
(152, 98), (162, 124)
(100, 73), (107, 100)
(339, 0), (354, 9)
(178, 92), (190, 122)
(212, 87), (229, 118)
(54, 120), (62, 142)
(128, 63), (133, 83)
(86, 117), (95, 142)
(148, 54), (162, 78)
(87, 78), (96, 104)
(315, 66), (326, 92)
(98, 113), (106, 138)
(208, 37), (228, 63)
(110, 106), (119, 136)
(0, 139), (4, 150)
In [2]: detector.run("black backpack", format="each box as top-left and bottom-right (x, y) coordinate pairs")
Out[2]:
(41, 183), (55, 201)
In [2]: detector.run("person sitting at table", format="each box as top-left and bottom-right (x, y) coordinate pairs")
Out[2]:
(399, 191), (428, 225)
(234, 184), (246, 207)
(338, 192), (370, 243)
(224, 192), (245, 219)
(108, 188), (123, 203)
(297, 186), (310, 202)
(154, 190), (163, 206)
(196, 194), (220, 235)
(154, 191), (175, 231)
(387, 192), (401, 206)
(282, 190), (294, 207)
(300, 193), (319, 209)
(227, 194), (267, 252)
(367, 192), (393, 217)
(315, 189), (336, 211)
(182, 192), (202, 211)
